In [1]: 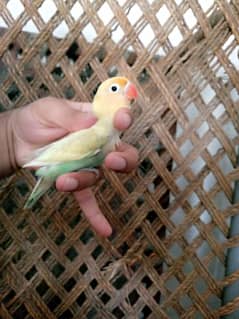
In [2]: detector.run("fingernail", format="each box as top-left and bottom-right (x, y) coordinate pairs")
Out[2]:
(121, 112), (132, 128)
(64, 177), (79, 191)
(111, 157), (127, 170)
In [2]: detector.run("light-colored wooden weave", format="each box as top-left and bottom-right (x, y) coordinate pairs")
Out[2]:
(1, 1), (239, 318)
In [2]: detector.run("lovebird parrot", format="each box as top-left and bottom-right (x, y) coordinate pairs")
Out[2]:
(23, 76), (138, 209)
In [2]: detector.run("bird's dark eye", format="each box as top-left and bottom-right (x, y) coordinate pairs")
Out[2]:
(109, 83), (120, 93)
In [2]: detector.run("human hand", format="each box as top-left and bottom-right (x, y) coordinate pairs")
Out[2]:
(12, 97), (138, 237)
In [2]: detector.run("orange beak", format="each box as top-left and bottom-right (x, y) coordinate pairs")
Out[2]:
(125, 82), (138, 100)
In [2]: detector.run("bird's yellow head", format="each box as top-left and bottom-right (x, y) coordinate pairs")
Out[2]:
(92, 76), (137, 119)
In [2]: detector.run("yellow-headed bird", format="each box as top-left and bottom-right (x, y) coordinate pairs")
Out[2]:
(24, 77), (138, 208)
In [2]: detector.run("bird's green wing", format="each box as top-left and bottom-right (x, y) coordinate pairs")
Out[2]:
(24, 150), (105, 209)
(36, 150), (105, 178)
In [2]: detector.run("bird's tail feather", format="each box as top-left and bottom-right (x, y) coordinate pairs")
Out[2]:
(24, 176), (54, 209)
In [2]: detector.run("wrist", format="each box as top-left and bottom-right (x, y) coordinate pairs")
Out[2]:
(0, 110), (19, 178)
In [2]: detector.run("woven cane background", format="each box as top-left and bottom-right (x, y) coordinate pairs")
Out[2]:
(1, 0), (239, 318)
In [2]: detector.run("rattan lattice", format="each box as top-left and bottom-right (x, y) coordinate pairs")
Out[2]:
(1, 1), (239, 318)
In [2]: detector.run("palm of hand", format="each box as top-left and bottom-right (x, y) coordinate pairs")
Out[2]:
(13, 98), (96, 166)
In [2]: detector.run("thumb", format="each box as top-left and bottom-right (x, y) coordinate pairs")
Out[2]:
(62, 101), (96, 131)
(60, 109), (97, 132)
(32, 97), (97, 132)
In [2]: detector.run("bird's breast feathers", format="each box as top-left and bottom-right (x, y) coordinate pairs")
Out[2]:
(24, 121), (119, 167)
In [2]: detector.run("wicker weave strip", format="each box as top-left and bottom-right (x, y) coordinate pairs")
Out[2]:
(1, 1), (239, 318)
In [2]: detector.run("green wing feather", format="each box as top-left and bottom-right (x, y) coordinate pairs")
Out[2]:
(24, 151), (105, 209)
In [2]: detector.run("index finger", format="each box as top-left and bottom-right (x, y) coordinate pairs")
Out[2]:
(113, 108), (133, 131)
